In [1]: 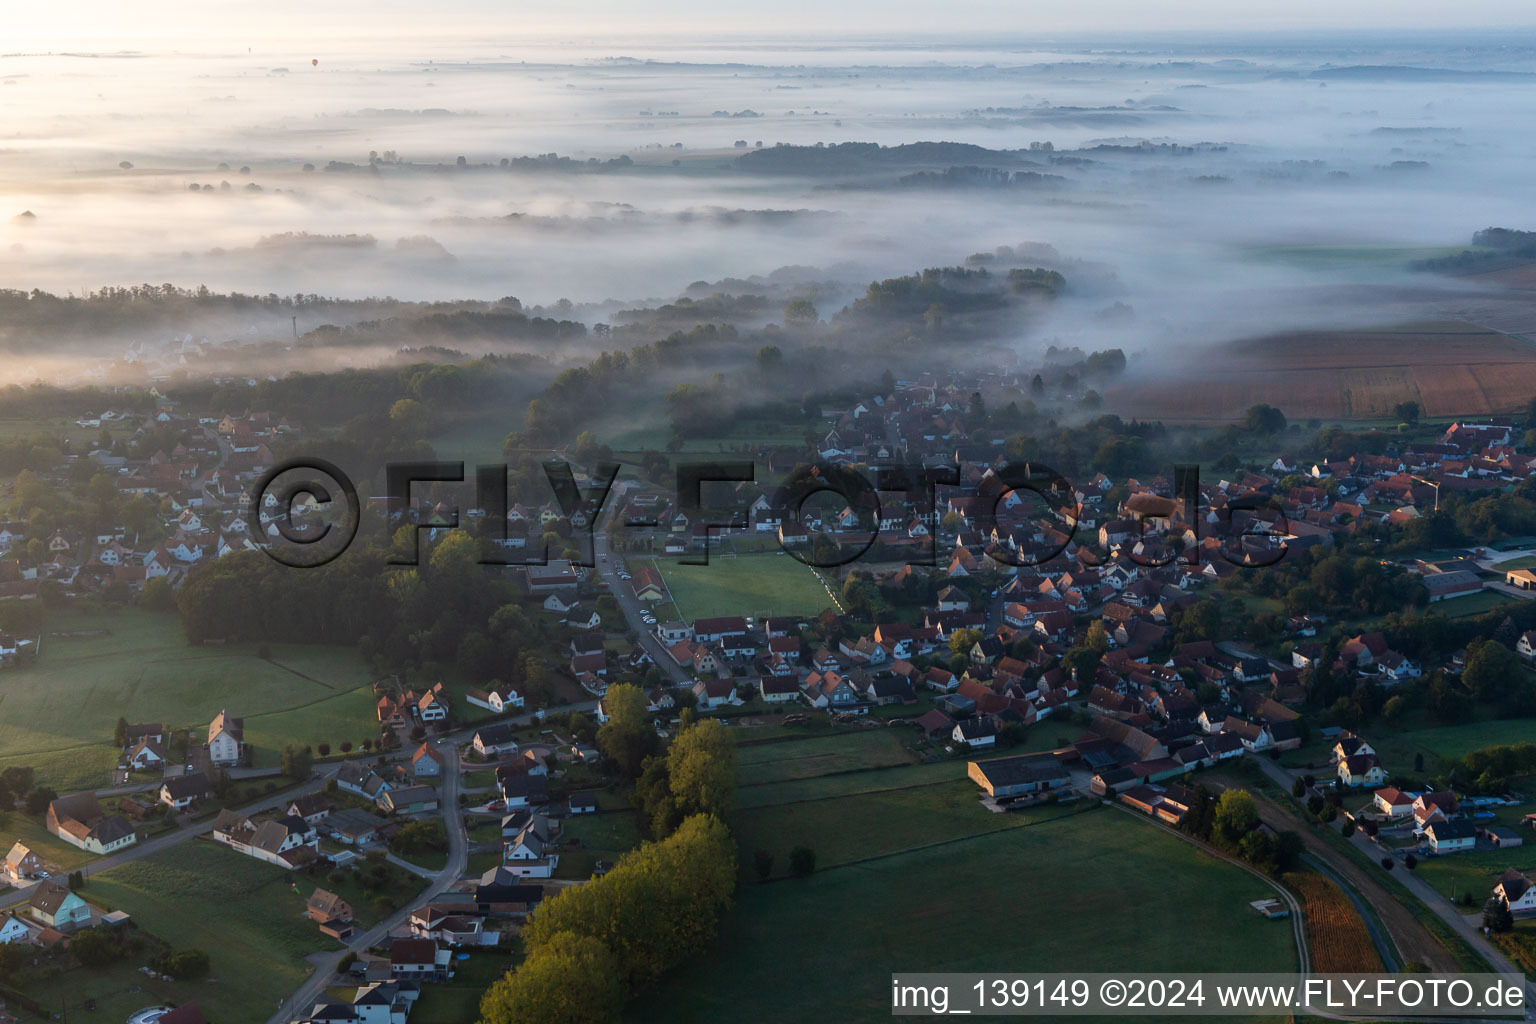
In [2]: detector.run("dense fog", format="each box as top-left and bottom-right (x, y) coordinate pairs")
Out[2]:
(3, 32), (1536, 382)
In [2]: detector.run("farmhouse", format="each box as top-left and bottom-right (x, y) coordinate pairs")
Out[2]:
(46, 794), (138, 854)
(465, 685), (524, 714)
(966, 753), (1070, 799)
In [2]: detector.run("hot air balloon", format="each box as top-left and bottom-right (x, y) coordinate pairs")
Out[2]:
(311, 58), (318, 67)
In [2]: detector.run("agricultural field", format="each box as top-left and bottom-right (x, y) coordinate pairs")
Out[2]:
(734, 777), (1080, 879)
(50, 841), (340, 1024)
(737, 760), (957, 809)
(0, 607), (378, 789)
(734, 730), (916, 787)
(630, 810), (1297, 1024)
(1284, 870), (1384, 972)
(642, 553), (834, 621)
(1102, 320), (1536, 423)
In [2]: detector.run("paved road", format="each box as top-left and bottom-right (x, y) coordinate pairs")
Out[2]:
(593, 502), (691, 686)
(265, 740), (468, 1024)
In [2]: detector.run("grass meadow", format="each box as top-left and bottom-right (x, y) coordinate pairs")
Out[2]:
(630, 809), (1298, 1024)
(643, 553), (833, 620)
(0, 607), (378, 789)
(61, 841), (341, 1024)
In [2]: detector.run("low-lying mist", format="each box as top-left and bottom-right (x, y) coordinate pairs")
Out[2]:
(4, 31), (1536, 390)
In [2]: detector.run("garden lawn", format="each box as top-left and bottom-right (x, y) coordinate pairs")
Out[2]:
(406, 948), (518, 1024)
(555, 810), (643, 879)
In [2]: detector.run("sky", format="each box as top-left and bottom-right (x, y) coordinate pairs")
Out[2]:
(9, 0), (1536, 50)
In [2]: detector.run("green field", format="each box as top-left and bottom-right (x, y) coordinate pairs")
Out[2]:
(0, 607), (378, 788)
(735, 731), (915, 787)
(629, 809), (1297, 1024)
(1369, 718), (1536, 775)
(738, 760), (959, 809)
(1439, 590), (1522, 618)
(643, 553), (834, 620)
(736, 777), (1081, 878)
(62, 841), (341, 1024)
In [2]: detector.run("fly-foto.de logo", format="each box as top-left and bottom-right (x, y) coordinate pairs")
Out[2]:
(247, 456), (1289, 570)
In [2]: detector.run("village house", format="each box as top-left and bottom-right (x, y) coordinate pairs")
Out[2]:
(27, 882), (91, 931)
(206, 709), (245, 767)
(160, 772), (212, 809)
(212, 809), (319, 867)
(1337, 753), (1388, 788)
(2, 842), (42, 885)
(46, 794), (138, 854)
(1493, 868), (1536, 914)
(472, 724), (519, 758)
(410, 744), (443, 779)
(1424, 819), (1476, 854)
(503, 813), (559, 878)
(1372, 787), (1414, 818)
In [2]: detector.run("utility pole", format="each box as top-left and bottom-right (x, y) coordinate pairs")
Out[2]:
(291, 316), (298, 338)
